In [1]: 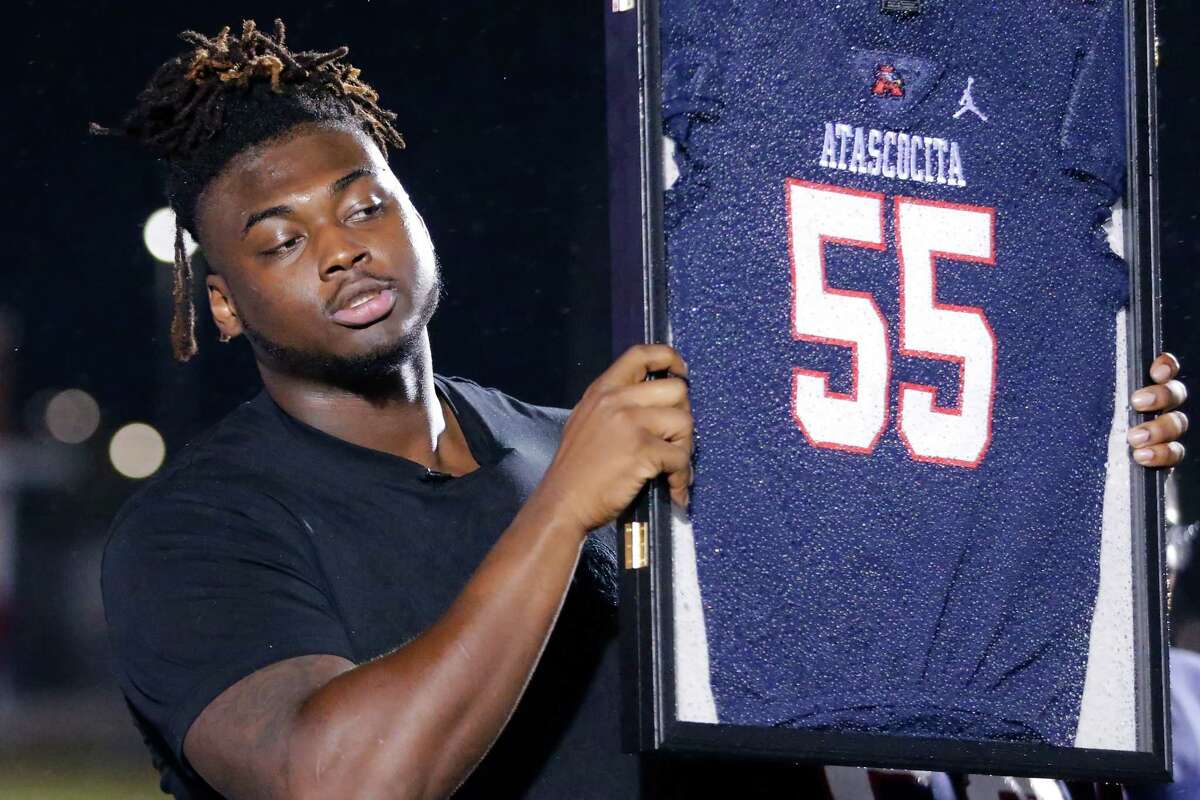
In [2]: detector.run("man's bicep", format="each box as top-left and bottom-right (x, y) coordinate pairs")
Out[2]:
(184, 653), (356, 800)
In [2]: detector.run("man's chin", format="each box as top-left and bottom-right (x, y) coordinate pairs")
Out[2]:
(246, 324), (425, 396)
(244, 275), (442, 395)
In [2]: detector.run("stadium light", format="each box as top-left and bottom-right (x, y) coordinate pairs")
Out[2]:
(109, 423), (166, 479)
(44, 388), (101, 444)
(143, 207), (197, 264)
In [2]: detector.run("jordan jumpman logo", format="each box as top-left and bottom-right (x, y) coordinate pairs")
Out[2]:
(953, 76), (988, 122)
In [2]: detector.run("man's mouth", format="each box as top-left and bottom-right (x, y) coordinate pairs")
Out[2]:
(330, 287), (398, 327)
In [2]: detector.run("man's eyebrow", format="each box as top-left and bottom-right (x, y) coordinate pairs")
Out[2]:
(241, 204), (291, 239)
(240, 167), (378, 239)
(330, 167), (375, 195)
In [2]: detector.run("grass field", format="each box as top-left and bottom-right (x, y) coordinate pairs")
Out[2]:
(0, 687), (168, 798)
(0, 773), (161, 800)
(0, 756), (162, 799)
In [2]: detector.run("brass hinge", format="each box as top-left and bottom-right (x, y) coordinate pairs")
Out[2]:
(612, 0), (635, 12)
(624, 521), (648, 569)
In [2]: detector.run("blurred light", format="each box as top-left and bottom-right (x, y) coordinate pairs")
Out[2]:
(143, 207), (197, 264)
(1166, 470), (1181, 525)
(44, 389), (101, 444)
(1167, 523), (1199, 574)
(109, 423), (165, 479)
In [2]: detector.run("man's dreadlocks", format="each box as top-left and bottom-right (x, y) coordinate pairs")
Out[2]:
(90, 18), (406, 362)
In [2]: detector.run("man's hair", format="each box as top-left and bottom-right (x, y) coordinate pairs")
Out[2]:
(90, 18), (406, 362)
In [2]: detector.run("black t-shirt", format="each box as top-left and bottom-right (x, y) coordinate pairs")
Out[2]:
(101, 374), (639, 799)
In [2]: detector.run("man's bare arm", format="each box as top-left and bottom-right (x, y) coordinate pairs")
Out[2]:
(185, 497), (587, 800)
(184, 654), (355, 800)
(181, 344), (693, 800)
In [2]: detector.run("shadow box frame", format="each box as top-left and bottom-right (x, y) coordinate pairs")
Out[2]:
(604, 0), (1171, 783)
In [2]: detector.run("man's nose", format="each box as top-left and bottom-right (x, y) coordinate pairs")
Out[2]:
(318, 230), (370, 279)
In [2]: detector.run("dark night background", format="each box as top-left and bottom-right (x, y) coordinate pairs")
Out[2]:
(0, 0), (1196, 793)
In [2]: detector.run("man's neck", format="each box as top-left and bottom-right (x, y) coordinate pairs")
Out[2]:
(257, 332), (478, 475)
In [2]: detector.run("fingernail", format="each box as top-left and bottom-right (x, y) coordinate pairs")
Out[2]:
(1134, 448), (1154, 463)
(1152, 365), (1171, 383)
(1132, 390), (1154, 409)
(1128, 428), (1150, 445)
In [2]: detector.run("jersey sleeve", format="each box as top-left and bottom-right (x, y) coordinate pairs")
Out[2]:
(101, 480), (355, 771)
(1059, 0), (1127, 202)
(660, 2), (731, 153)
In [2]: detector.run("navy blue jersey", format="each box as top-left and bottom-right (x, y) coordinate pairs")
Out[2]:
(662, 0), (1127, 745)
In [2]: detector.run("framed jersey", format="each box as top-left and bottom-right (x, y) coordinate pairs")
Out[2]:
(605, 0), (1171, 782)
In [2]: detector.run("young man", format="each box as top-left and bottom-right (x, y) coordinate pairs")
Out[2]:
(94, 19), (1187, 800)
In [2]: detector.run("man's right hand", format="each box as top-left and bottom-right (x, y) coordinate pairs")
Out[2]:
(536, 343), (694, 533)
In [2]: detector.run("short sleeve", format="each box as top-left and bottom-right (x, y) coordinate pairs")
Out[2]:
(1059, 0), (1127, 201)
(101, 482), (355, 770)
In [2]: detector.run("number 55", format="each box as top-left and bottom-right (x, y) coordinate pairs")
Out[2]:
(787, 179), (997, 468)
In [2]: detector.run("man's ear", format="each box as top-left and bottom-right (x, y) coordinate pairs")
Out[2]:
(206, 272), (243, 342)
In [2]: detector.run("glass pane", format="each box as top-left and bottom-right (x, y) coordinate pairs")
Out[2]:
(660, 0), (1146, 751)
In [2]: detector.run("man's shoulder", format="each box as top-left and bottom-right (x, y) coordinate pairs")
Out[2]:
(437, 374), (571, 431)
(106, 393), (298, 545)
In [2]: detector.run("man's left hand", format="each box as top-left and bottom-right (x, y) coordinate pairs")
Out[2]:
(1128, 352), (1188, 468)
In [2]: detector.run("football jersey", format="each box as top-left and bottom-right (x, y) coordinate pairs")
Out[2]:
(662, 0), (1127, 745)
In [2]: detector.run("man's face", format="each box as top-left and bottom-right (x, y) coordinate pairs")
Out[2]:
(195, 122), (441, 384)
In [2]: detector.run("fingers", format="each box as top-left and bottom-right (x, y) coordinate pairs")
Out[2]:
(633, 406), (695, 452)
(648, 438), (693, 507)
(594, 345), (694, 506)
(1149, 352), (1181, 384)
(598, 344), (688, 389)
(619, 375), (689, 410)
(1131, 380), (1187, 413)
(1128, 410), (1188, 448)
(1132, 441), (1186, 468)
(1129, 354), (1187, 470)
(630, 400), (695, 506)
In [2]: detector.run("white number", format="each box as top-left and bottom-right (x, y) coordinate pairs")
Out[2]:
(787, 180), (997, 467)
(895, 197), (996, 467)
(787, 179), (890, 453)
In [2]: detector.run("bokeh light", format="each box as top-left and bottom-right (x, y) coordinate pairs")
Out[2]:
(143, 207), (198, 264)
(44, 389), (101, 444)
(108, 423), (166, 479)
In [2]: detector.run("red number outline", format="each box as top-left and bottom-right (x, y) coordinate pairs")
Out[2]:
(786, 178), (891, 455)
(894, 195), (998, 468)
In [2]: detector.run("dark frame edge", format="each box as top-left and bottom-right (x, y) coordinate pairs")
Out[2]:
(606, 0), (662, 754)
(1127, 0), (1172, 779)
(659, 720), (1167, 782)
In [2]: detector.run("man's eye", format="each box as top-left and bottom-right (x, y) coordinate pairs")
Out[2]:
(351, 202), (385, 220)
(262, 236), (301, 257)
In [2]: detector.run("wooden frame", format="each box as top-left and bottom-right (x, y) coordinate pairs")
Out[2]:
(605, 0), (1170, 781)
